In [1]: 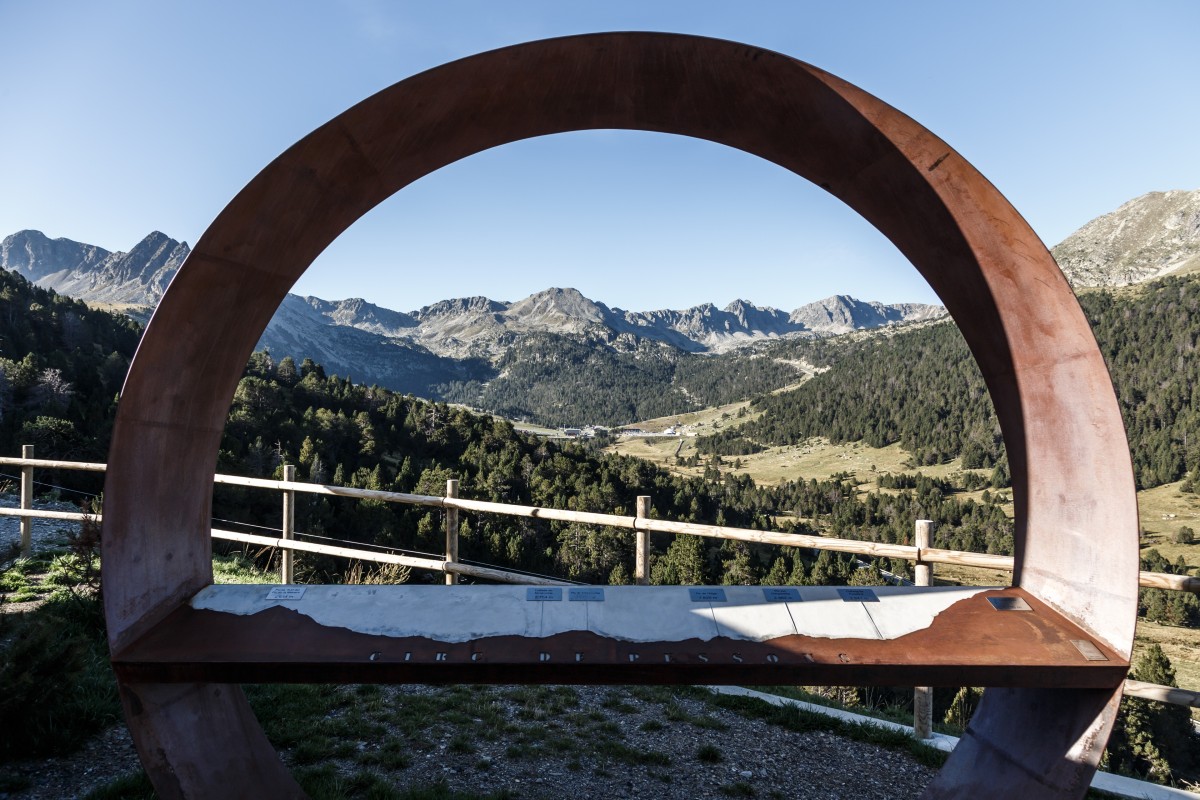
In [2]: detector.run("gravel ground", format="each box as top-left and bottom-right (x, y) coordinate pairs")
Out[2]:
(0, 685), (938, 799)
(0, 494), (84, 561)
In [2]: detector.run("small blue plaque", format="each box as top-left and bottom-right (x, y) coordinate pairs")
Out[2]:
(837, 588), (879, 603)
(569, 587), (605, 602)
(689, 588), (727, 602)
(762, 587), (801, 603)
(526, 587), (563, 602)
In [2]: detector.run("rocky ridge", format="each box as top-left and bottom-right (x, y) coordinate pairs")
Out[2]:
(1, 229), (189, 305)
(1052, 189), (1200, 287)
(0, 231), (945, 368)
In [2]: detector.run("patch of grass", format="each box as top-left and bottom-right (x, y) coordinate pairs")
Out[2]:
(0, 592), (121, 758)
(692, 714), (730, 731)
(294, 765), (397, 800)
(358, 739), (411, 770)
(213, 552), (275, 583)
(448, 733), (477, 754)
(600, 694), (638, 714)
(505, 685), (580, 721)
(638, 719), (665, 732)
(697, 743), (724, 763)
(82, 771), (155, 800)
(504, 741), (537, 760)
(626, 685), (678, 704)
(663, 700), (729, 731)
(245, 684), (345, 748)
(293, 736), (338, 766)
(595, 739), (672, 766)
(719, 781), (757, 797)
(592, 720), (621, 736)
(0, 556), (59, 601)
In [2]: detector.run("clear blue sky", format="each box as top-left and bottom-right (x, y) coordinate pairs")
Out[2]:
(2, 1), (1198, 313)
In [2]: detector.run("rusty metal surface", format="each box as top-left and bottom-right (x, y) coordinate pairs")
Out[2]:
(102, 32), (1138, 798)
(112, 588), (1126, 689)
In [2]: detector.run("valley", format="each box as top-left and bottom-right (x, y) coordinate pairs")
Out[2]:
(2, 186), (1199, 779)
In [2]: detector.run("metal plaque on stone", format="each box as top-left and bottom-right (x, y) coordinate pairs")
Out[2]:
(526, 587), (563, 602)
(836, 588), (879, 603)
(987, 596), (1032, 612)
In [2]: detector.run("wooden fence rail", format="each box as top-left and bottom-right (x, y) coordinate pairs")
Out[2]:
(3, 450), (1199, 726)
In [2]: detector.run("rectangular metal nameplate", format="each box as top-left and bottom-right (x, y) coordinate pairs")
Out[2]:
(762, 587), (801, 602)
(569, 588), (605, 602)
(526, 587), (563, 602)
(1071, 640), (1108, 662)
(689, 588), (727, 602)
(987, 596), (1032, 611)
(266, 586), (306, 601)
(837, 588), (879, 603)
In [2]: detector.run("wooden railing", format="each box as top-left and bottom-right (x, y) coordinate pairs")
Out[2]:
(2, 448), (1198, 725)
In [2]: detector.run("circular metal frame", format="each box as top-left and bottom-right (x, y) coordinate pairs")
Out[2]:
(103, 33), (1138, 799)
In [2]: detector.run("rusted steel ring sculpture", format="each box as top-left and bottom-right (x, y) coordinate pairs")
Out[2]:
(103, 33), (1138, 798)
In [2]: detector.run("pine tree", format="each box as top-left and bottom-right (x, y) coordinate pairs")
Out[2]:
(1105, 645), (1199, 784)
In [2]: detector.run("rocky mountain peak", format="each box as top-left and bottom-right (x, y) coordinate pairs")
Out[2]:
(1053, 189), (1200, 287)
(414, 296), (506, 320)
(0, 229), (186, 304)
(504, 287), (608, 329)
(0, 229), (111, 282)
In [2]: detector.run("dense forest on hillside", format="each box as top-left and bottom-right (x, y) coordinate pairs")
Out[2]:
(0, 270), (140, 478)
(703, 275), (1200, 489)
(218, 350), (1019, 585)
(436, 331), (806, 427)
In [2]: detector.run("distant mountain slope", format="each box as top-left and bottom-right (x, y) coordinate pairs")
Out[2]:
(1, 229), (189, 304)
(257, 294), (488, 396)
(788, 295), (944, 334)
(1053, 189), (1200, 287)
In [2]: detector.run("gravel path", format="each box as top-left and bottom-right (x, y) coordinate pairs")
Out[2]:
(1, 685), (938, 799)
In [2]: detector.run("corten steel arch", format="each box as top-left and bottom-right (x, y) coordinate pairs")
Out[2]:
(103, 33), (1138, 799)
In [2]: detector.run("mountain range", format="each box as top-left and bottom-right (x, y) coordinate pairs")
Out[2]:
(0, 229), (945, 393)
(3, 187), (1196, 422)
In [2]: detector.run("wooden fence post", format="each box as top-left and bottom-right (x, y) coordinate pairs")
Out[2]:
(913, 518), (934, 739)
(635, 496), (651, 585)
(19, 444), (34, 558)
(281, 464), (296, 584)
(445, 479), (459, 585)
